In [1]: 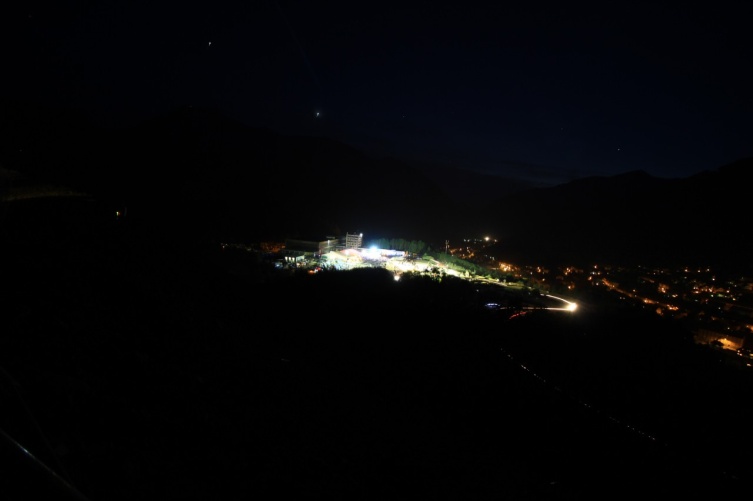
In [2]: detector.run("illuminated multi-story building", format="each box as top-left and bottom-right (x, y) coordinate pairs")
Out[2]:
(345, 232), (363, 250)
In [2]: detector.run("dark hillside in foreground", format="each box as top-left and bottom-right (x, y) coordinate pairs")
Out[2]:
(1, 200), (752, 498)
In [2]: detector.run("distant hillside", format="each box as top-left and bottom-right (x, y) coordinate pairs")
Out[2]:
(411, 161), (541, 209)
(480, 159), (753, 271)
(0, 103), (470, 244)
(3, 101), (750, 270)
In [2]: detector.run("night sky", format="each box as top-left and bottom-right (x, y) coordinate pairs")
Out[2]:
(5, 0), (752, 186)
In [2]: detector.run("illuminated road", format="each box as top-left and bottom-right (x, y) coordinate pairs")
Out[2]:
(542, 294), (578, 311)
(477, 278), (578, 312)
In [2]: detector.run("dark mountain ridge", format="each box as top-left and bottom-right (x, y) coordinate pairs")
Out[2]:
(480, 159), (753, 271)
(2, 101), (749, 271)
(410, 160), (542, 209)
(0, 103), (469, 244)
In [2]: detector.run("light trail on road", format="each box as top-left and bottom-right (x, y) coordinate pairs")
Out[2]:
(543, 294), (578, 311)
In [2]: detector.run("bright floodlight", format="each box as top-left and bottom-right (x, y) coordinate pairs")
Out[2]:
(567, 302), (578, 312)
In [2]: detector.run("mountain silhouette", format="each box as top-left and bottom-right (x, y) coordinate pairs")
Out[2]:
(480, 160), (753, 270)
(1, 102), (468, 244)
(2, 101), (750, 271)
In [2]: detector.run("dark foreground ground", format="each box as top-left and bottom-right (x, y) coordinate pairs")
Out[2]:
(2, 198), (752, 500)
